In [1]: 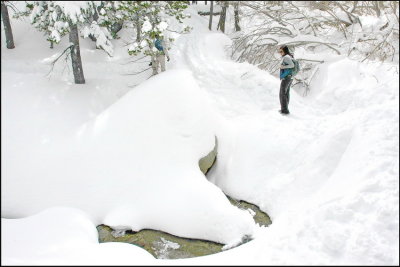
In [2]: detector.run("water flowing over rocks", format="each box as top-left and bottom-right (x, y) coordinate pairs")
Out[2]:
(97, 225), (224, 259)
(227, 196), (272, 227)
(97, 136), (271, 259)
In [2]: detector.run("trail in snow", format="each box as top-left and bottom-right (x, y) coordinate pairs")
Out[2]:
(172, 9), (312, 119)
(165, 9), (399, 265)
(170, 9), (335, 214)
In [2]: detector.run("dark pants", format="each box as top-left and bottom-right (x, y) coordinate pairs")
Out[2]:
(279, 77), (292, 113)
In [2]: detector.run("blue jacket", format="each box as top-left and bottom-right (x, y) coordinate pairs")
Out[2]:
(154, 38), (163, 52)
(280, 55), (294, 79)
(280, 68), (293, 80)
(154, 38), (169, 57)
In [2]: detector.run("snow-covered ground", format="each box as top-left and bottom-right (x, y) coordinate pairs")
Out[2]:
(2, 2), (399, 265)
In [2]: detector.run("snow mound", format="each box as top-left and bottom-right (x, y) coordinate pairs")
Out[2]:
(3, 69), (256, 246)
(2, 207), (155, 265)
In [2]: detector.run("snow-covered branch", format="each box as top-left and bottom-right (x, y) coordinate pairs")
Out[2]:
(231, 0), (399, 88)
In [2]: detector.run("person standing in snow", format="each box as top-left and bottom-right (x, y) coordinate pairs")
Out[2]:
(151, 34), (170, 75)
(278, 45), (294, 115)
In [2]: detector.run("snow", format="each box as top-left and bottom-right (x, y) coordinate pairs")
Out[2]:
(2, 207), (155, 265)
(142, 20), (152, 33)
(54, 1), (91, 24)
(50, 29), (61, 43)
(157, 21), (169, 32)
(279, 34), (333, 46)
(2, 66), (256, 245)
(190, 1), (222, 13)
(154, 238), (181, 259)
(89, 21), (113, 56)
(2, 2), (399, 266)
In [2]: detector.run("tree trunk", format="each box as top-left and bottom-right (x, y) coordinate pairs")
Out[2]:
(69, 24), (85, 84)
(136, 17), (141, 42)
(218, 2), (228, 33)
(234, 2), (241, 31)
(373, 1), (381, 17)
(1, 1), (15, 49)
(111, 22), (123, 35)
(209, 1), (213, 30)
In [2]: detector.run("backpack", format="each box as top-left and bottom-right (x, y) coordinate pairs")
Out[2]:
(291, 58), (300, 76)
(154, 39), (163, 52)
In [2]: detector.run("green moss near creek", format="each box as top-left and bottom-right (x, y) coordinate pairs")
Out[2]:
(97, 197), (271, 259)
(97, 136), (272, 259)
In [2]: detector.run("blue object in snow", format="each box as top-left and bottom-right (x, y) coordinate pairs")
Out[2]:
(155, 39), (163, 51)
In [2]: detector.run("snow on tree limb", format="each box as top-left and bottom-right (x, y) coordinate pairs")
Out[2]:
(231, 0), (399, 89)
(15, 1), (114, 55)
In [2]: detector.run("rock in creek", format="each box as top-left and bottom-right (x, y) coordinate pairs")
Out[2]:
(97, 136), (271, 259)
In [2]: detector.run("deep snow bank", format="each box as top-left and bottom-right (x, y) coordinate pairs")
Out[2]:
(2, 207), (156, 265)
(166, 8), (399, 264)
(167, 8), (399, 264)
(2, 69), (255, 246)
(204, 57), (399, 264)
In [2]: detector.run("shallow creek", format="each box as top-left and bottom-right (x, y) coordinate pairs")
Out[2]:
(97, 195), (271, 259)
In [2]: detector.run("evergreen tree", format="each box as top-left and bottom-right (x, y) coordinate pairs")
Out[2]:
(115, 1), (191, 58)
(15, 1), (115, 84)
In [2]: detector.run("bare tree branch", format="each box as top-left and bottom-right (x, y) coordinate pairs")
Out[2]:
(46, 45), (74, 77)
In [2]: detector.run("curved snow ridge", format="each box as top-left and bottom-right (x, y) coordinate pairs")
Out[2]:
(3, 69), (256, 246)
